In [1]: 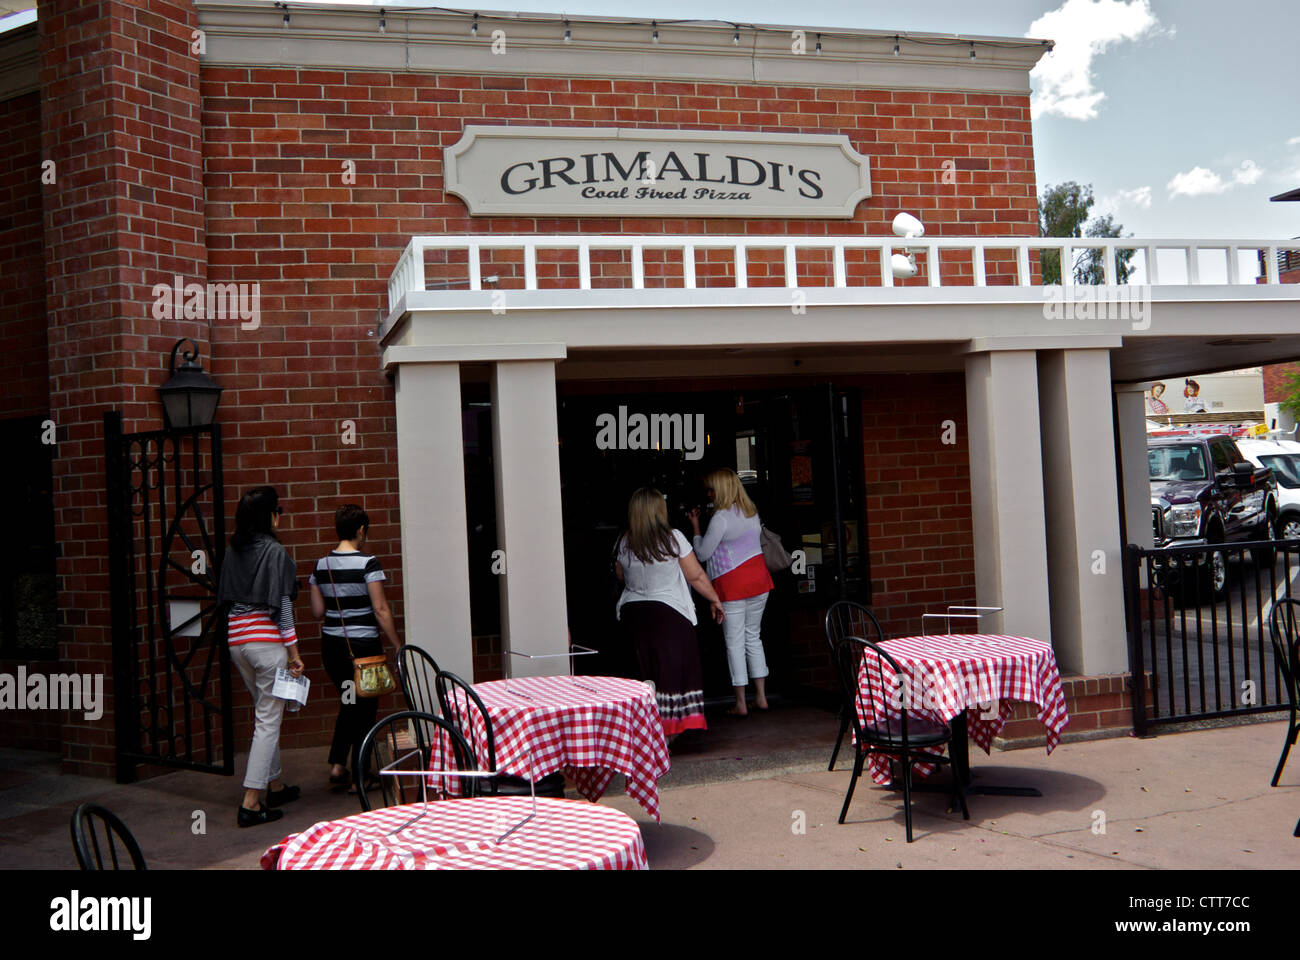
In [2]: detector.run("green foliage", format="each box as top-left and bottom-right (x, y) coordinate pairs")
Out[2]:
(1038, 181), (1136, 284)
(1280, 367), (1300, 423)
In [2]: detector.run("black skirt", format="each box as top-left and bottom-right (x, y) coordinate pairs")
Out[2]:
(620, 600), (707, 735)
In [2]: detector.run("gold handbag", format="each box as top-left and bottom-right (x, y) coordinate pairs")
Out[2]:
(326, 559), (395, 699)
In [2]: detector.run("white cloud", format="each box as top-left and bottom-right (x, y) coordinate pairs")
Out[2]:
(1232, 160), (1262, 186)
(1287, 136), (1300, 147)
(1167, 167), (1229, 197)
(1167, 161), (1266, 198)
(1027, 0), (1164, 121)
(1108, 185), (1152, 209)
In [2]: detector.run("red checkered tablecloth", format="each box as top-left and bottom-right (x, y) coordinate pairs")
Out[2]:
(454, 675), (670, 822)
(856, 634), (1069, 785)
(260, 796), (648, 870)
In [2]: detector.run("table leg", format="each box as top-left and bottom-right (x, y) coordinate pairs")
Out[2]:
(954, 711), (1042, 798)
(887, 711), (1042, 798)
(950, 712), (972, 786)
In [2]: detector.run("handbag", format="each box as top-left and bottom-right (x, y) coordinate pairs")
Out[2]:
(325, 558), (396, 699)
(759, 523), (794, 573)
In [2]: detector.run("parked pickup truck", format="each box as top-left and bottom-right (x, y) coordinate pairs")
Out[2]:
(1148, 434), (1278, 600)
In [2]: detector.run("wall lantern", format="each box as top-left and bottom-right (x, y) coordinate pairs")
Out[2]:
(158, 338), (223, 428)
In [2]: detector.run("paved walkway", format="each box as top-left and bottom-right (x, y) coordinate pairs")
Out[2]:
(2, 712), (1296, 869)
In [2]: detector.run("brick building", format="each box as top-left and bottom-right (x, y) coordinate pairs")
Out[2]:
(2, 2), (1298, 780)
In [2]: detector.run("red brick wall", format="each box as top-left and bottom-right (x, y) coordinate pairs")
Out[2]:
(1263, 362), (1299, 404)
(198, 69), (1036, 746)
(0, 92), (47, 422)
(39, 0), (207, 776)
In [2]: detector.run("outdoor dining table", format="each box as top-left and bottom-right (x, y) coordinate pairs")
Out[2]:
(453, 674), (671, 821)
(856, 634), (1069, 796)
(260, 796), (648, 870)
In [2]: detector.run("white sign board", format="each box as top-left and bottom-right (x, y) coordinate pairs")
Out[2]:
(169, 599), (201, 638)
(444, 126), (871, 218)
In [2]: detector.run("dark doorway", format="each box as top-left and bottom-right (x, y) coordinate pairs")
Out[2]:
(558, 382), (868, 702)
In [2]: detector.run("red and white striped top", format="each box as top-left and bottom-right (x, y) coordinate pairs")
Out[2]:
(228, 608), (297, 647)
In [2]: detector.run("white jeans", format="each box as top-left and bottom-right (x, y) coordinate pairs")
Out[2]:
(721, 592), (769, 688)
(230, 642), (287, 791)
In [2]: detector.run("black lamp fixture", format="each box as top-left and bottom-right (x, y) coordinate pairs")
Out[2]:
(159, 338), (222, 428)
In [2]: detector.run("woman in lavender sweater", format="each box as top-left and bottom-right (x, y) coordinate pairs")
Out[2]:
(688, 469), (775, 716)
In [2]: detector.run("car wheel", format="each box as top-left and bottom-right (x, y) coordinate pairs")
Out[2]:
(1282, 514), (1300, 542)
(1189, 532), (1228, 605)
(1252, 504), (1278, 566)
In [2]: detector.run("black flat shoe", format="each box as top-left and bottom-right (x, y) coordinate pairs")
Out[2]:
(267, 784), (300, 808)
(238, 804), (284, 828)
(328, 769), (350, 788)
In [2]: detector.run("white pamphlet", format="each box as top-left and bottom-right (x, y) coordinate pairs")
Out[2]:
(273, 668), (309, 712)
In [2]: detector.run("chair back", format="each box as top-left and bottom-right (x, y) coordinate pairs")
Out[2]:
(835, 636), (912, 748)
(397, 644), (442, 714)
(825, 602), (885, 697)
(70, 803), (146, 870)
(1270, 598), (1300, 708)
(434, 670), (498, 778)
(357, 710), (479, 812)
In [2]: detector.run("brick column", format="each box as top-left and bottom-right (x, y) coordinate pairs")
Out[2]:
(39, 0), (206, 776)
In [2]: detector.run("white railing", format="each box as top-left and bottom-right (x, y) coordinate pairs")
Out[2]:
(387, 235), (1300, 313)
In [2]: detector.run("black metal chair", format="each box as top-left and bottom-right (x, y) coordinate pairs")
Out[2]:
(397, 644), (442, 715)
(356, 711), (480, 812)
(70, 803), (146, 870)
(824, 601), (886, 771)
(434, 670), (566, 798)
(1268, 597), (1300, 787)
(835, 637), (968, 842)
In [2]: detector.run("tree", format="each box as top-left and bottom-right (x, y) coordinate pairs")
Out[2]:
(1280, 365), (1300, 425)
(1038, 181), (1135, 284)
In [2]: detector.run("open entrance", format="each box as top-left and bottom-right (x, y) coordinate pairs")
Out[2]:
(557, 381), (869, 704)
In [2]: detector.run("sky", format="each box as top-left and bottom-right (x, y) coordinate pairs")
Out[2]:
(300, 0), (1300, 240)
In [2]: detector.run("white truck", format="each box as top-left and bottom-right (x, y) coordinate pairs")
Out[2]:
(1236, 436), (1300, 540)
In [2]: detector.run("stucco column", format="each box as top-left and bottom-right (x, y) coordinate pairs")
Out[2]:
(491, 360), (569, 677)
(1115, 383), (1155, 551)
(964, 350), (1052, 643)
(393, 363), (474, 679)
(1037, 350), (1128, 675)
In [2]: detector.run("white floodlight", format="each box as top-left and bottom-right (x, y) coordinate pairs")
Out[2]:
(892, 212), (925, 239)
(891, 253), (918, 280)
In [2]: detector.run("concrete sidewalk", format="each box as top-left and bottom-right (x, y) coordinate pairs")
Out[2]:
(2, 717), (1296, 869)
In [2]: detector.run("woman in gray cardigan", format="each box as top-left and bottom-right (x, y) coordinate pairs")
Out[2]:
(217, 486), (305, 827)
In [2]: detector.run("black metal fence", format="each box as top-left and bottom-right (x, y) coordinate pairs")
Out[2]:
(1123, 540), (1299, 735)
(105, 412), (230, 782)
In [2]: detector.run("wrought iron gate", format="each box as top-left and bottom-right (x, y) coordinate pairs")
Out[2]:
(105, 411), (231, 782)
(1123, 540), (1297, 735)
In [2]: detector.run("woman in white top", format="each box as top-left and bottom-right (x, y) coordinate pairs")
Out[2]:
(615, 487), (724, 741)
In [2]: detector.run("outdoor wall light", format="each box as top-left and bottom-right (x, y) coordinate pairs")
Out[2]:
(158, 339), (223, 429)
(891, 212), (926, 280)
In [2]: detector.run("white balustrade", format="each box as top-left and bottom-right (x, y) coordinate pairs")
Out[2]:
(386, 235), (1300, 314)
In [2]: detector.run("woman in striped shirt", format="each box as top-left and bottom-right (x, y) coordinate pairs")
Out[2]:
(217, 486), (303, 828)
(308, 503), (400, 793)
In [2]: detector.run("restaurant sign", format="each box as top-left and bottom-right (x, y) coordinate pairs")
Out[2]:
(444, 126), (871, 218)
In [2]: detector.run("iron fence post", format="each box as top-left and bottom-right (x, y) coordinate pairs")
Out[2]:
(1123, 542), (1148, 737)
(104, 411), (140, 783)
